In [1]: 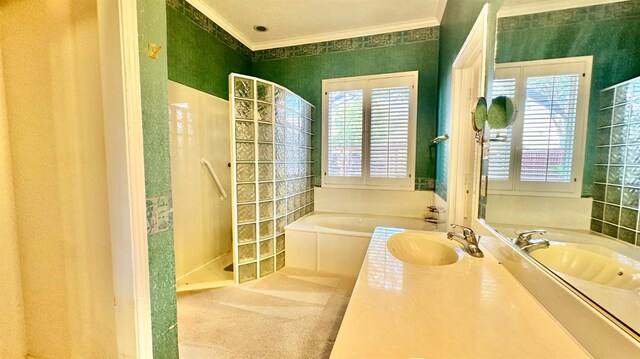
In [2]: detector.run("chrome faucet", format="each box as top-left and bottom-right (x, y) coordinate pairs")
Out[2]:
(447, 224), (484, 258)
(513, 229), (549, 253)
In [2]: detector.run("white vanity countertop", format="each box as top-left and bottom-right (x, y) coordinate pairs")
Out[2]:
(330, 227), (591, 358)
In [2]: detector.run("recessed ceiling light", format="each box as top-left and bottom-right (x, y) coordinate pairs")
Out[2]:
(253, 25), (268, 32)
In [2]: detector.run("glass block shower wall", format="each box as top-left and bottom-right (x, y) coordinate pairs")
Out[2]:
(230, 73), (315, 283)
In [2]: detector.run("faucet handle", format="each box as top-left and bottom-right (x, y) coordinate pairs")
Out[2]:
(515, 229), (546, 242)
(451, 224), (474, 236)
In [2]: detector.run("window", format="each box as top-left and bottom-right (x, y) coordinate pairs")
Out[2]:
(322, 72), (418, 189)
(488, 57), (592, 196)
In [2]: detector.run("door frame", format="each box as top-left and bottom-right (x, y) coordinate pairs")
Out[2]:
(97, 0), (152, 357)
(446, 4), (488, 228)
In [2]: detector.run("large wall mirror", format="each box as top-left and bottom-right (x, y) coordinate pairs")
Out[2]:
(480, 0), (640, 338)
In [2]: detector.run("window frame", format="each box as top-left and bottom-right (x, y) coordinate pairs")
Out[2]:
(321, 71), (418, 190)
(489, 56), (592, 197)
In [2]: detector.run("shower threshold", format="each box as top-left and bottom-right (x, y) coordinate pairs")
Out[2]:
(176, 252), (234, 292)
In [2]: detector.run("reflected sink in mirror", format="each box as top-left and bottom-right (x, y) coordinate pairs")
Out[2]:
(530, 243), (640, 291)
(386, 232), (461, 266)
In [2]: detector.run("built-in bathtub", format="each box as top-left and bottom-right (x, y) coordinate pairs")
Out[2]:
(285, 211), (438, 277)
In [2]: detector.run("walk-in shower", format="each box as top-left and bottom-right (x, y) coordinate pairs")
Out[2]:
(168, 74), (314, 291)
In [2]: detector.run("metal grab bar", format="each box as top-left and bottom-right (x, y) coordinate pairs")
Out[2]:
(200, 158), (228, 201)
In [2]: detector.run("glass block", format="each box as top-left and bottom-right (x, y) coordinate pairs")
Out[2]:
(259, 201), (274, 220)
(597, 127), (611, 146)
(237, 183), (256, 203)
(258, 103), (272, 122)
(236, 163), (255, 182)
(275, 125), (286, 144)
(236, 142), (255, 161)
(237, 223), (256, 244)
(275, 145), (286, 162)
(276, 181), (286, 198)
(238, 243), (257, 263)
(259, 182), (273, 201)
(611, 125), (627, 145)
(285, 91), (299, 111)
(260, 257), (275, 277)
(619, 228), (636, 244)
(287, 213), (295, 224)
(613, 105), (631, 125)
(239, 262), (257, 283)
(590, 219), (603, 233)
(624, 166), (640, 187)
(620, 208), (638, 229)
(592, 183), (606, 202)
(235, 121), (254, 141)
(604, 204), (620, 224)
(615, 83), (630, 105)
(610, 146), (626, 164)
(257, 81), (272, 102)
(276, 199), (287, 216)
(258, 124), (273, 143)
(237, 204), (256, 223)
(234, 77), (254, 99)
(276, 234), (285, 253)
(276, 164), (286, 180)
(591, 201), (604, 220)
(595, 147), (609, 165)
(276, 251), (285, 270)
(622, 187), (640, 208)
(628, 145), (640, 165)
(259, 163), (273, 181)
(606, 185), (622, 203)
(628, 123), (640, 143)
(603, 223), (619, 238)
(234, 99), (254, 119)
(275, 105), (286, 124)
(607, 166), (622, 185)
(260, 220), (274, 239)
(600, 88), (614, 109)
(276, 217), (286, 235)
(274, 87), (286, 105)
(258, 143), (273, 161)
(260, 238), (274, 257)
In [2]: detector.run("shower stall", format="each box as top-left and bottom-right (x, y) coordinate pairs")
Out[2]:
(168, 74), (315, 290)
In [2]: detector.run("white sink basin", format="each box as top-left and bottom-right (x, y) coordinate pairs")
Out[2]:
(531, 245), (640, 290)
(386, 232), (460, 266)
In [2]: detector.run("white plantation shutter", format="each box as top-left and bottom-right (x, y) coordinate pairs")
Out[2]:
(488, 78), (516, 182)
(521, 74), (579, 183)
(327, 90), (363, 177)
(369, 86), (410, 178)
(489, 58), (590, 196)
(322, 72), (417, 189)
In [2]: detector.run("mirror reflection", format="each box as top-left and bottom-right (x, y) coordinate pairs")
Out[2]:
(482, 0), (640, 336)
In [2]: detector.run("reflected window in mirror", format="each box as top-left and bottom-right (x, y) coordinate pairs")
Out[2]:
(488, 57), (593, 197)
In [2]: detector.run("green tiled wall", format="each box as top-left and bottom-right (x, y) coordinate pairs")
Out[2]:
(166, 0), (252, 99)
(252, 31), (441, 186)
(138, 0), (179, 357)
(590, 77), (640, 246)
(496, 0), (640, 196)
(435, 0), (496, 200)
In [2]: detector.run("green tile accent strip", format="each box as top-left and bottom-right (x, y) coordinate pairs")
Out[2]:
(253, 27), (439, 61)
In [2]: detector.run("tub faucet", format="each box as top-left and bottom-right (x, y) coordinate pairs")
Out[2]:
(447, 224), (484, 258)
(513, 229), (549, 253)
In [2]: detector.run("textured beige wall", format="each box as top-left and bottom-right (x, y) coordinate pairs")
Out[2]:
(0, 0), (118, 357)
(0, 27), (27, 358)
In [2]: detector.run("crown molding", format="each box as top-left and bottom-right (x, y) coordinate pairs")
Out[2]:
(498, 0), (628, 18)
(187, 0), (439, 51)
(251, 18), (440, 51)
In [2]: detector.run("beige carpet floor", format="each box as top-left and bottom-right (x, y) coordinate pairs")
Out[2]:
(177, 267), (356, 359)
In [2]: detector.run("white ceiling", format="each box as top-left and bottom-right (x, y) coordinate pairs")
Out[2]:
(188, 0), (447, 50)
